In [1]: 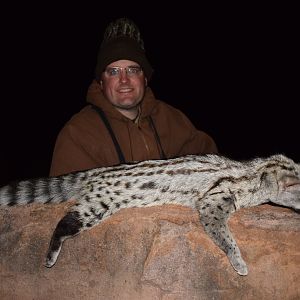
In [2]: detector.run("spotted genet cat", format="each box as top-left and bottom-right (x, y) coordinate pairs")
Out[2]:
(0, 154), (299, 275)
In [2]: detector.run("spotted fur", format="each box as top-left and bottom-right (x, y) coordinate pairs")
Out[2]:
(1, 154), (300, 275)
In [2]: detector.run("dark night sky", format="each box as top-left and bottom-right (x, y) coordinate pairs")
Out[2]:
(0, 4), (298, 186)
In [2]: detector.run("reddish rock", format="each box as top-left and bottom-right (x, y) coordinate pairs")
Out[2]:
(0, 203), (299, 300)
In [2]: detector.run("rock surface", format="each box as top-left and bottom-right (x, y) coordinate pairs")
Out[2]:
(0, 203), (299, 300)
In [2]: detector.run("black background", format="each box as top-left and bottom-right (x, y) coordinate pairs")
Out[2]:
(0, 4), (298, 186)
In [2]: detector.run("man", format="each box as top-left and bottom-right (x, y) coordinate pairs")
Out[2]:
(50, 17), (217, 176)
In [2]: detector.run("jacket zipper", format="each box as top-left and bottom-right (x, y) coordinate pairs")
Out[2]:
(139, 128), (150, 156)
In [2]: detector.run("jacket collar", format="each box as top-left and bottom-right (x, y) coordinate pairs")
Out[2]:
(86, 80), (158, 121)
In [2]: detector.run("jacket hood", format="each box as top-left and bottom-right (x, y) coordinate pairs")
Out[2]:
(86, 80), (158, 121)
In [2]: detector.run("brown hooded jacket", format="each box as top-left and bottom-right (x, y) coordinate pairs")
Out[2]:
(49, 80), (217, 176)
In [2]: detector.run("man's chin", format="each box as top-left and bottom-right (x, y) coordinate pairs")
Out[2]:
(114, 101), (140, 111)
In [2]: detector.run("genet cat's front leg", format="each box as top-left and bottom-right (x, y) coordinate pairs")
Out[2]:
(197, 195), (248, 276)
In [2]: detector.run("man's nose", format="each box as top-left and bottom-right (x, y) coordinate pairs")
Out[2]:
(119, 69), (129, 82)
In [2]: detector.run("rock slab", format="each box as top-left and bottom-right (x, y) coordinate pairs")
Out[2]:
(0, 203), (299, 300)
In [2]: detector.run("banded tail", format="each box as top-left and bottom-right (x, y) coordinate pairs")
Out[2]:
(0, 172), (83, 206)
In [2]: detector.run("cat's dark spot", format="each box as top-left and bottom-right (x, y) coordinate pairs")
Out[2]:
(140, 182), (156, 189)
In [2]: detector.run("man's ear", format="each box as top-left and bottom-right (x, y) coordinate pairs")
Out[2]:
(99, 80), (103, 89)
(145, 78), (148, 87)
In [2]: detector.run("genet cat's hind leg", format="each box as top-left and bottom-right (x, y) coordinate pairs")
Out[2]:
(45, 205), (107, 267)
(45, 211), (83, 267)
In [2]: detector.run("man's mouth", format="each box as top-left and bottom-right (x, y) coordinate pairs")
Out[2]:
(118, 88), (133, 93)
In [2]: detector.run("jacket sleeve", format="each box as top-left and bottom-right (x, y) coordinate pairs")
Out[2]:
(49, 125), (97, 176)
(182, 127), (218, 155)
(158, 103), (218, 156)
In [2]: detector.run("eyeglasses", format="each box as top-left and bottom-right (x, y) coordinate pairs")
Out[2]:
(105, 66), (143, 77)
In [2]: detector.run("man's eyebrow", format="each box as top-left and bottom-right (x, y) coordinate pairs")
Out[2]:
(107, 65), (140, 68)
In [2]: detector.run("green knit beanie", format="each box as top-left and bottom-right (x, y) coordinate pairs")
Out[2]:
(95, 18), (153, 80)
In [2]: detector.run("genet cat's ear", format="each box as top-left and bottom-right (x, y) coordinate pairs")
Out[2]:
(279, 175), (300, 191)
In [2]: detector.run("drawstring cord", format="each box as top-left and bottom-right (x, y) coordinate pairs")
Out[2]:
(89, 103), (166, 163)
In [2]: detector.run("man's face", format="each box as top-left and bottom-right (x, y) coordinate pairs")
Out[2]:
(100, 60), (146, 111)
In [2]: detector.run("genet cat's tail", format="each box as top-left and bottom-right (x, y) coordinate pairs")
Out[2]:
(0, 172), (84, 206)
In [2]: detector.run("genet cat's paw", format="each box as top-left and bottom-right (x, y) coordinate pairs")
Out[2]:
(44, 250), (59, 268)
(228, 252), (248, 276)
(44, 257), (55, 268)
(234, 261), (248, 276)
